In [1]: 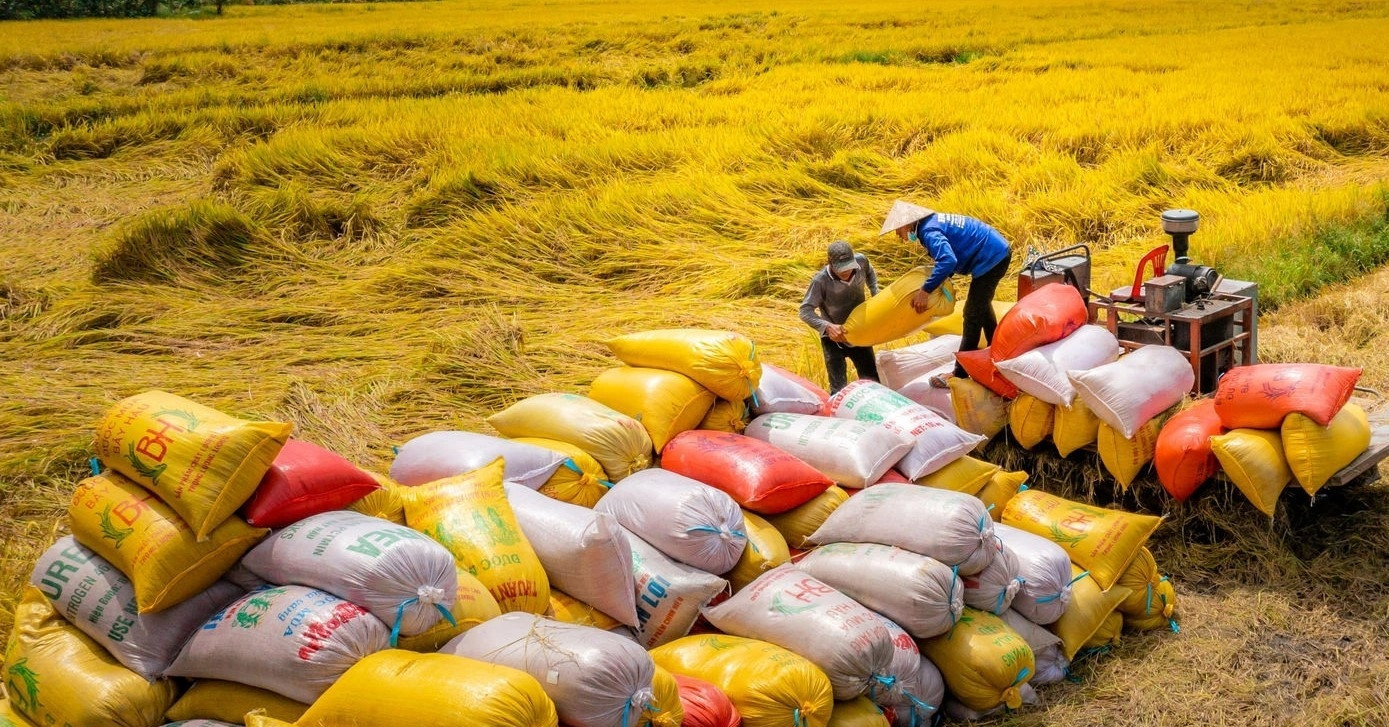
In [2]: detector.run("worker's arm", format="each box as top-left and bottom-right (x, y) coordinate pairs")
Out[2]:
(799, 278), (830, 335)
(862, 255), (879, 296)
(919, 228), (957, 293)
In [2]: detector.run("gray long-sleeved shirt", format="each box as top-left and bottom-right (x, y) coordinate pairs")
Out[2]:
(798, 254), (879, 336)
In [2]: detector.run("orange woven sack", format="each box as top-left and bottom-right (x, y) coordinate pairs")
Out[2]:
(989, 284), (1087, 362)
(956, 348), (1019, 399)
(1154, 400), (1224, 502)
(1213, 364), (1361, 429)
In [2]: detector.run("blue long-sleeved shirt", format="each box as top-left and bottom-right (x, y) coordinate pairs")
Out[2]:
(914, 213), (1011, 293)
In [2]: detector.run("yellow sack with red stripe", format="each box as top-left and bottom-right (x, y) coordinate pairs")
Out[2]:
(606, 329), (762, 403)
(1001, 489), (1159, 590)
(511, 437), (611, 507)
(652, 634), (835, 727)
(165, 680), (309, 723)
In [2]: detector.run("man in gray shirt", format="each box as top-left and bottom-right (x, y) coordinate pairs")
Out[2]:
(799, 241), (880, 394)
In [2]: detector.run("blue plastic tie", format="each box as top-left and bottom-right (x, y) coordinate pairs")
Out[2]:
(946, 565), (962, 634)
(903, 690), (936, 727)
(392, 445), (400, 456)
(1009, 666), (1033, 687)
(986, 503), (996, 512)
(793, 707), (807, 727)
(1144, 582), (1155, 616)
(684, 525), (746, 539)
(88, 457), (101, 476)
(389, 596), (417, 647)
(561, 458), (583, 475)
(1019, 483), (1031, 492)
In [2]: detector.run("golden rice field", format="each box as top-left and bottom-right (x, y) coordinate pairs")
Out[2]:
(3, 0), (1389, 723)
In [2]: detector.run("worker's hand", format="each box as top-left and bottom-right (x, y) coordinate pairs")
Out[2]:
(910, 289), (934, 313)
(825, 324), (847, 343)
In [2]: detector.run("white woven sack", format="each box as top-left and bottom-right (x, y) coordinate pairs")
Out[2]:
(239, 511), (456, 639)
(389, 430), (567, 488)
(995, 523), (1073, 625)
(994, 325), (1122, 406)
(944, 684), (1039, 721)
(807, 484), (996, 575)
(745, 413), (914, 488)
(877, 617), (946, 727)
(1067, 345), (1194, 438)
(702, 564), (896, 701)
(166, 585), (389, 703)
(752, 363), (826, 416)
(877, 335), (962, 390)
(166, 722), (240, 727)
(442, 613), (656, 727)
(961, 537), (1024, 615)
(897, 363), (958, 422)
(827, 381), (985, 479)
(594, 469), (747, 574)
(1001, 609), (1069, 685)
(507, 483), (638, 627)
(627, 531), (727, 649)
(796, 542), (962, 639)
(29, 536), (243, 681)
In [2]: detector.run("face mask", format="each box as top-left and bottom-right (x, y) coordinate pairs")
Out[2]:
(907, 229), (919, 243)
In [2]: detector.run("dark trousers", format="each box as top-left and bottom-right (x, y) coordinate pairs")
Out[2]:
(820, 337), (878, 394)
(956, 250), (1013, 378)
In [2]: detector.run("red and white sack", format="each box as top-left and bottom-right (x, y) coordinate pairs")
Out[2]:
(242, 439), (381, 528)
(594, 469), (747, 574)
(994, 523), (1073, 625)
(962, 537), (1023, 616)
(877, 335), (961, 390)
(1068, 345), (1194, 438)
(702, 565), (895, 701)
(29, 536), (243, 681)
(993, 325), (1122, 406)
(796, 542), (962, 639)
(628, 532), (728, 649)
(745, 413), (915, 488)
(389, 430), (566, 488)
(239, 511), (456, 639)
(166, 585), (389, 703)
(807, 484), (996, 575)
(878, 617), (946, 727)
(442, 612), (657, 727)
(507, 483), (638, 627)
(828, 381), (985, 479)
(1000, 610), (1068, 685)
(753, 363), (830, 416)
(897, 363), (958, 423)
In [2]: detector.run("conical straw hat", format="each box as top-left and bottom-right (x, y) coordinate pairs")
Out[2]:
(878, 200), (935, 235)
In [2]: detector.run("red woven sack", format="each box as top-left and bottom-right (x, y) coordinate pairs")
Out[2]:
(661, 430), (833, 514)
(242, 439), (380, 528)
(1154, 399), (1224, 501)
(1214, 364), (1361, 429)
(990, 283), (1087, 361)
(674, 674), (741, 727)
(957, 348), (1020, 399)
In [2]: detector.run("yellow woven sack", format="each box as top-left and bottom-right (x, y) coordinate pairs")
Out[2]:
(246, 716), (296, 727)
(4, 586), (178, 726)
(1083, 611), (1123, 650)
(1209, 429), (1292, 517)
(0, 700), (31, 727)
(1097, 415), (1165, 491)
(547, 590), (624, 630)
(1115, 547), (1177, 631)
(294, 650), (558, 727)
(590, 367), (717, 452)
(1051, 566), (1132, 660)
(919, 607), (1034, 712)
(398, 566), (502, 652)
(923, 300), (1015, 344)
(828, 697), (890, 727)
(916, 455), (1000, 495)
(1053, 398), (1101, 457)
(765, 485), (848, 549)
(68, 471), (267, 613)
(651, 666), (685, 727)
(700, 399), (749, 433)
(606, 329), (763, 403)
(841, 267), (957, 347)
(488, 393), (652, 481)
(651, 634), (835, 727)
(727, 510), (791, 592)
(512, 437), (611, 507)
(978, 471), (1028, 522)
(1009, 394), (1054, 450)
(349, 471), (406, 524)
(165, 680), (309, 723)
(1001, 489), (1160, 590)
(93, 390), (291, 541)
(402, 459), (550, 614)
(1282, 403), (1371, 496)
(949, 377), (1009, 440)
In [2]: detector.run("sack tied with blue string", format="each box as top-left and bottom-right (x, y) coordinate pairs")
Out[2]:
(796, 542), (962, 639)
(594, 468), (748, 574)
(807, 483), (997, 576)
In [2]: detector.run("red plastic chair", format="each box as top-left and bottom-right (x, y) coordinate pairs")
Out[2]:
(1110, 245), (1169, 302)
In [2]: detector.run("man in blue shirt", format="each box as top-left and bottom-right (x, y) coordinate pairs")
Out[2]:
(879, 200), (1012, 387)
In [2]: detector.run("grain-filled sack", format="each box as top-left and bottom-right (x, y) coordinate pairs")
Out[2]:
(978, 470), (1028, 522)
(548, 590), (627, 633)
(993, 523), (1073, 625)
(629, 533), (729, 649)
(508, 483), (638, 627)
(1155, 399), (1225, 502)
(511, 436), (612, 507)
(390, 430), (566, 488)
(999, 610), (1068, 685)
(942, 684), (1039, 722)
(3, 586), (178, 727)
(1001, 489), (1159, 590)
(241, 511), (457, 640)
(242, 439), (380, 528)
(990, 282), (1087, 361)
(164, 681), (309, 724)
(607, 329), (762, 403)
(0, 700), (29, 727)
(402, 459), (550, 614)
(842, 267), (956, 347)
(1209, 429), (1292, 517)
(1052, 398), (1102, 457)
(662, 430), (833, 513)
(394, 565), (501, 652)
(68, 471), (266, 613)
(650, 666), (686, 727)
(488, 394), (653, 481)
(809, 484), (995, 575)
(922, 300), (1014, 342)
(962, 537), (1023, 615)
(167, 585), (388, 703)
(829, 697), (889, 727)
(876, 617), (945, 727)
(746, 413), (915, 489)
(1283, 403), (1371, 495)
(753, 363), (831, 416)
(797, 542), (961, 639)
(948, 377), (1009, 440)
(293, 649), (558, 727)
(1069, 346), (1194, 438)
(765, 485), (848, 549)
(954, 348), (1019, 399)
(876, 335), (961, 391)
(673, 673), (741, 727)
(93, 390), (291, 541)
(29, 536), (242, 681)
(349, 471), (406, 524)
(827, 381), (986, 479)
(1097, 413), (1167, 490)
(896, 363), (957, 422)
(1115, 547), (1178, 632)
(594, 469), (746, 574)
(1214, 363), (1361, 429)
(590, 366), (717, 452)
(916, 455), (999, 496)
(700, 399), (750, 433)
(726, 510), (791, 592)
(1008, 394), (1054, 450)
(918, 607), (1034, 712)
(652, 634), (834, 727)
(1050, 567), (1131, 660)
(1084, 611), (1124, 650)
(994, 325), (1122, 406)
